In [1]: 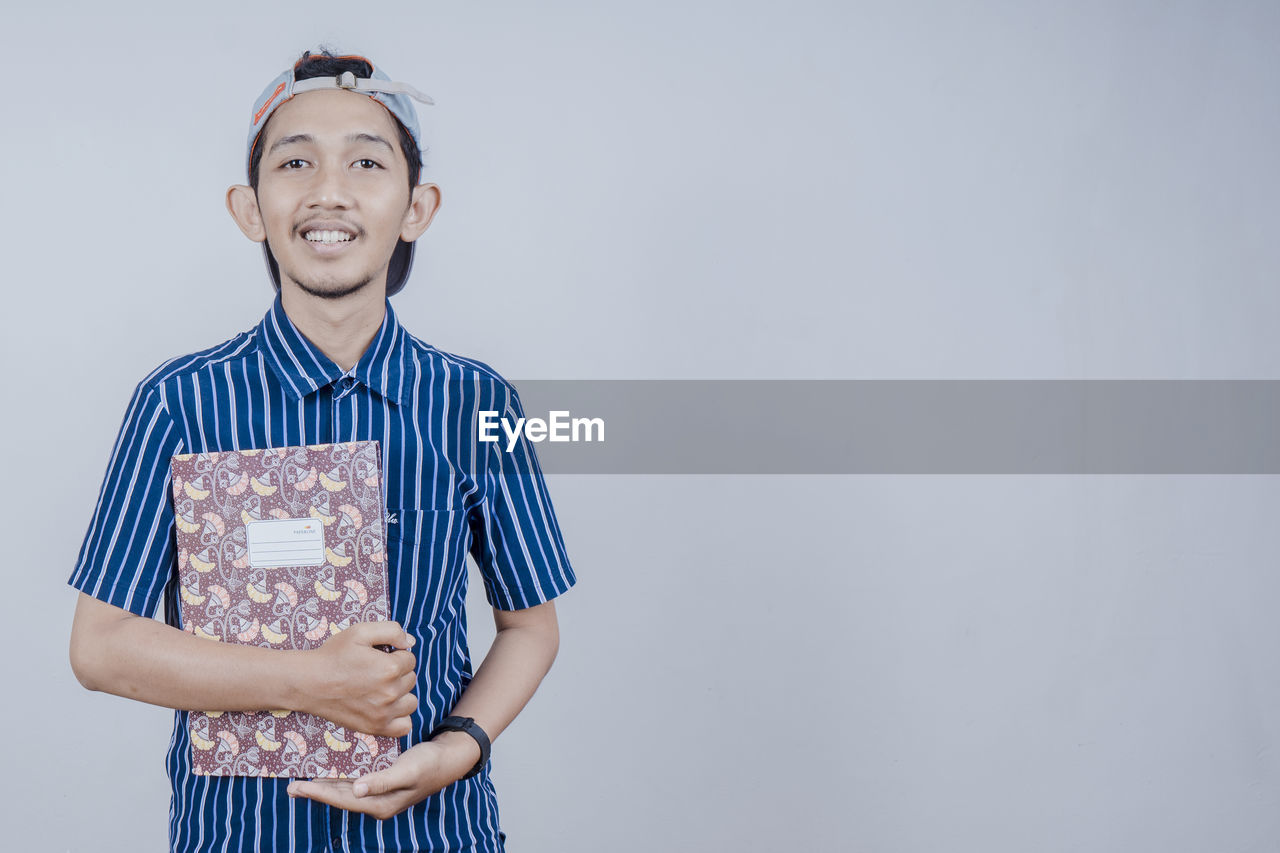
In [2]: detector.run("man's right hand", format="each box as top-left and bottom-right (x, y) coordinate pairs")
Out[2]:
(302, 621), (418, 738)
(70, 594), (421, 738)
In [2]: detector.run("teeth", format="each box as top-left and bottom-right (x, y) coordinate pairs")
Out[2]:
(304, 230), (353, 244)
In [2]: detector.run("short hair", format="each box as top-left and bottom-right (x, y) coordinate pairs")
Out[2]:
(249, 48), (423, 192)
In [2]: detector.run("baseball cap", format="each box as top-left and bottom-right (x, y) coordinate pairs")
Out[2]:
(245, 52), (435, 296)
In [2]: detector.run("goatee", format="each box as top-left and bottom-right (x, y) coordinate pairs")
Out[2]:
(291, 273), (377, 301)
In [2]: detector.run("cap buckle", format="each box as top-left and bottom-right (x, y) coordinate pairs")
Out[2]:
(336, 71), (357, 89)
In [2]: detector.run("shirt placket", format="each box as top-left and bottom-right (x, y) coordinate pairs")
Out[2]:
(327, 372), (362, 853)
(326, 805), (345, 852)
(332, 370), (360, 443)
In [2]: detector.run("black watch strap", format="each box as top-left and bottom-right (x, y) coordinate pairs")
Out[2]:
(428, 716), (491, 780)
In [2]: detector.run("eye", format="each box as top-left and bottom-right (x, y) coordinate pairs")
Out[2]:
(354, 158), (382, 170)
(280, 158), (308, 170)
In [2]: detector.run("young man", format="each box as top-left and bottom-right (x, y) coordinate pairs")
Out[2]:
(68, 49), (576, 852)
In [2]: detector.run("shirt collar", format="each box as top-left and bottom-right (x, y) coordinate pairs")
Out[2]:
(257, 293), (410, 405)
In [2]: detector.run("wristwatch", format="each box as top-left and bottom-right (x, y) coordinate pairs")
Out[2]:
(428, 716), (491, 780)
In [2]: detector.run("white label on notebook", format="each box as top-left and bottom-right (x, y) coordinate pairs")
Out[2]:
(245, 518), (325, 569)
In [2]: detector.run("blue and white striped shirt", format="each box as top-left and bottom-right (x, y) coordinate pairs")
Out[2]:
(70, 294), (577, 852)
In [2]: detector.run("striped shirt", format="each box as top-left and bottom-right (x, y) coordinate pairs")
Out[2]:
(69, 294), (577, 853)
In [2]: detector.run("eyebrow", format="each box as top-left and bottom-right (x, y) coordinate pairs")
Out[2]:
(267, 132), (396, 156)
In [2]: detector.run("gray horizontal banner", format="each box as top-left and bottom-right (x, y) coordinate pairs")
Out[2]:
(500, 381), (1280, 474)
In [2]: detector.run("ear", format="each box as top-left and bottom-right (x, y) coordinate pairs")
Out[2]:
(226, 184), (267, 242)
(400, 183), (442, 243)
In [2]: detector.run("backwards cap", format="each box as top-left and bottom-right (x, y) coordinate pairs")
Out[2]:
(246, 52), (435, 296)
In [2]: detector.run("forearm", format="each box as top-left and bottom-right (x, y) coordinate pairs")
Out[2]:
(70, 593), (308, 713)
(433, 606), (560, 769)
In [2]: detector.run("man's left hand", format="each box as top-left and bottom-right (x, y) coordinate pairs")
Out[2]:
(287, 734), (479, 820)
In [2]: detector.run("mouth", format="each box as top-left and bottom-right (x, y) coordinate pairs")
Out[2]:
(298, 224), (360, 254)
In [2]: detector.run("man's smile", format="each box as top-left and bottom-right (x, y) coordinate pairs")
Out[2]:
(297, 221), (361, 255)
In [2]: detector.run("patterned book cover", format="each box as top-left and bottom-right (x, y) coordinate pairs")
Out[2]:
(170, 441), (400, 778)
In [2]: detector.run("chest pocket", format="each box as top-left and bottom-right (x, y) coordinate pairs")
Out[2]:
(384, 508), (472, 634)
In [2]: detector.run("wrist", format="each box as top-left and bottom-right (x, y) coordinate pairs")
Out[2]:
(427, 716), (490, 780)
(280, 648), (319, 715)
(430, 729), (483, 779)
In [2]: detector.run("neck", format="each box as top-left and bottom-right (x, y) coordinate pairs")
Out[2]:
(278, 281), (386, 372)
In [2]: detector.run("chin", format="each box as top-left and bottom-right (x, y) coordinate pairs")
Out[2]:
(286, 270), (379, 301)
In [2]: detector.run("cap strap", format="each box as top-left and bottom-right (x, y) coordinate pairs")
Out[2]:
(292, 72), (435, 106)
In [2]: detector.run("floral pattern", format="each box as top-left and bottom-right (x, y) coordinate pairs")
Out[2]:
(171, 441), (399, 778)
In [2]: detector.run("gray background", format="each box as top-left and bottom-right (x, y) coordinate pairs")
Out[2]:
(2, 0), (1278, 850)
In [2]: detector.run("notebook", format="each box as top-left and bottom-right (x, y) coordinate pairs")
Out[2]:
(170, 441), (400, 778)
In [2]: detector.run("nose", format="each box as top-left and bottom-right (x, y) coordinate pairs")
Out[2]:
(305, 159), (353, 209)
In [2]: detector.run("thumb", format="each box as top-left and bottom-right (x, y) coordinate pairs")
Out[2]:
(352, 763), (414, 798)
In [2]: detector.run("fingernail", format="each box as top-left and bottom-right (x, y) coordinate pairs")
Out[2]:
(353, 783), (368, 797)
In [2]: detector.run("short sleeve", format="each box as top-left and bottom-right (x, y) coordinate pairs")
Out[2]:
(69, 379), (185, 618)
(468, 383), (577, 610)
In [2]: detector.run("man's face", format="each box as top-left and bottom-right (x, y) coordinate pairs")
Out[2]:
(253, 89), (414, 300)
